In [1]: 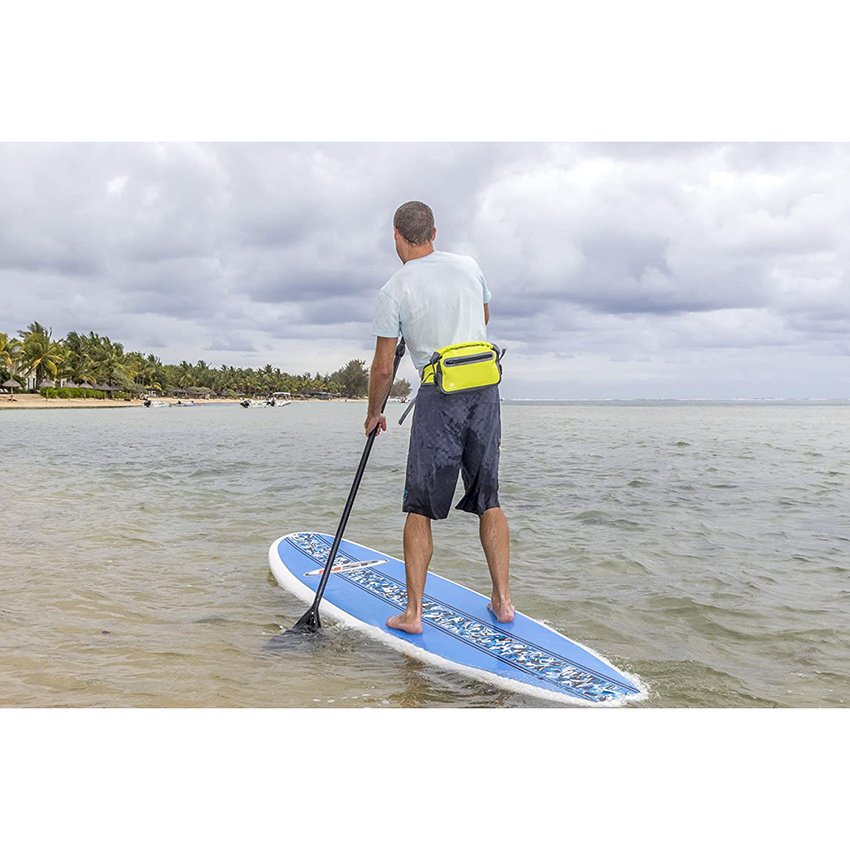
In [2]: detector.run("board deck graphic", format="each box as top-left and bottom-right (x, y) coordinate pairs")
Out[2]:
(303, 558), (388, 576)
(269, 531), (647, 706)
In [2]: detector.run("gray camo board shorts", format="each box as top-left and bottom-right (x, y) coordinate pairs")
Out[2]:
(403, 384), (501, 520)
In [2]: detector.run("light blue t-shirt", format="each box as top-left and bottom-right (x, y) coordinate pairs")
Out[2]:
(372, 251), (492, 371)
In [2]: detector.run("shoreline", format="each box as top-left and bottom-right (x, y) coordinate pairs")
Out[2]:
(0, 395), (368, 410)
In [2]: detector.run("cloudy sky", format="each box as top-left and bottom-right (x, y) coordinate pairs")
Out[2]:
(1, 142), (848, 398)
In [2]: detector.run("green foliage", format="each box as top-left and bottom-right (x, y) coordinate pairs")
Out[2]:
(17, 322), (62, 387)
(391, 378), (411, 398)
(329, 359), (369, 398)
(40, 388), (106, 399)
(0, 333), (22, 372)
(8, 322), (377, 399)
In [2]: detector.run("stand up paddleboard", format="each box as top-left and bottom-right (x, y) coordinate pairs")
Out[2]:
(269, 531), (647, 706)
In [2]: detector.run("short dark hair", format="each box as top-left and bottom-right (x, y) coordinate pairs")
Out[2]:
(393, 201), (435, 245)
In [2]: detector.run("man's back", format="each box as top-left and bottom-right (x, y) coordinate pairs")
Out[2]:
(372, 251), (491, 371)
(367, 200), (514, 635)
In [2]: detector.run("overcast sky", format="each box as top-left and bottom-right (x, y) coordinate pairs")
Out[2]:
(1, 142), (848, 398)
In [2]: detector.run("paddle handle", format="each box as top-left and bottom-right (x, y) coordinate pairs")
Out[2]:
(309, 338), (406, 613)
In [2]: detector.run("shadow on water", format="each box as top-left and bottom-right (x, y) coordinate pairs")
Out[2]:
(387, 656), (534, 708)
(263, 627), (322, 651)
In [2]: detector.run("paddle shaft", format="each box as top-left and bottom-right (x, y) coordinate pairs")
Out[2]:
(296, 338), (405, 629)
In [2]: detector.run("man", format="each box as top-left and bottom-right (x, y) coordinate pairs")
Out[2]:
(365, 200), (515, 635)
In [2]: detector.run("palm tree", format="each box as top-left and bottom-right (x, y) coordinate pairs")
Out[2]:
(194, 360), (212, 389)
(17, 322), (63, 388)
(175, 361), (193, 389)
(60, 330), (98, 386)
(0, 333), (22, 374)
(91, 336), (130, 388)
(124, 352), (163, 393)
(143, 354), (166, 393)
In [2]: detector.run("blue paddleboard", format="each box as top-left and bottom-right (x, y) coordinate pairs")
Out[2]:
(269, 531), (647, 706)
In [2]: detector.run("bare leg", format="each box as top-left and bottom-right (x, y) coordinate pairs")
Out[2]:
(480, 507), (515, 623)
(386, 512), (433, 634)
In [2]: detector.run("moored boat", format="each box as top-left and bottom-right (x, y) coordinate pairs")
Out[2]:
(241, 397), (291, 408)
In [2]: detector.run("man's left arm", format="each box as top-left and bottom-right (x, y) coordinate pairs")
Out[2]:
(364, 336), (398, 435)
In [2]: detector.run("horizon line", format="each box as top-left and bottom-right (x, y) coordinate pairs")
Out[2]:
(503, 396), (850, 402)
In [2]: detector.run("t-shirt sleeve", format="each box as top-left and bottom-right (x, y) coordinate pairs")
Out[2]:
(473, 258), (491, 304)
(371, 288), (401, 338)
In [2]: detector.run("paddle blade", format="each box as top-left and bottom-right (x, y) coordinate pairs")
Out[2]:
(264, 613), (320, 649)
(293, 606), (321, 631)
(263, 605), (322, 649)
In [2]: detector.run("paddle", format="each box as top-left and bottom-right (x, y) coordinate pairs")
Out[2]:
(279, 337), (406, 637)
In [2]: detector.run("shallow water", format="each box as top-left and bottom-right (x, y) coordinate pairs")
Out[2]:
(1, 400), (848, 707)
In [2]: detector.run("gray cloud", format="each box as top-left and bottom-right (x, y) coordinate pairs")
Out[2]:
(205, 335), (257, 352)
(1, 142), (848, 397)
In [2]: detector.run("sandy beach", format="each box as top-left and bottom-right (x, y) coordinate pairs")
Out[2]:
(0, 395), (366, 410)
(0, 395), (234, 410)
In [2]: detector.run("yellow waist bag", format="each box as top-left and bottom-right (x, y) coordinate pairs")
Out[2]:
(421, 341), (505, 394)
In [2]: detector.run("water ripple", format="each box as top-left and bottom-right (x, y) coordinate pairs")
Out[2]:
(2, 401), (849, 707)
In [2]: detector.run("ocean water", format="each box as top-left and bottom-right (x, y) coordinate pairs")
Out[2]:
(1, 400), (848, 708)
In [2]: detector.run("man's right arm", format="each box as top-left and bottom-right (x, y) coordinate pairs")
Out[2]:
(484, 303), (490, 325)
(368, 288), (401, 434)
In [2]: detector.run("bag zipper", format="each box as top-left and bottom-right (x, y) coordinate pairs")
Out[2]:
(443, 351), (495, 367)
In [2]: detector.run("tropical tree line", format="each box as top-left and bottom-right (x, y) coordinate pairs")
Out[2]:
(1, 323), (412, 399)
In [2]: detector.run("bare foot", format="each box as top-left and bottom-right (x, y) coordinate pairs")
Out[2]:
(488, 599), (516, 623)
(386, 611), (423, 635)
